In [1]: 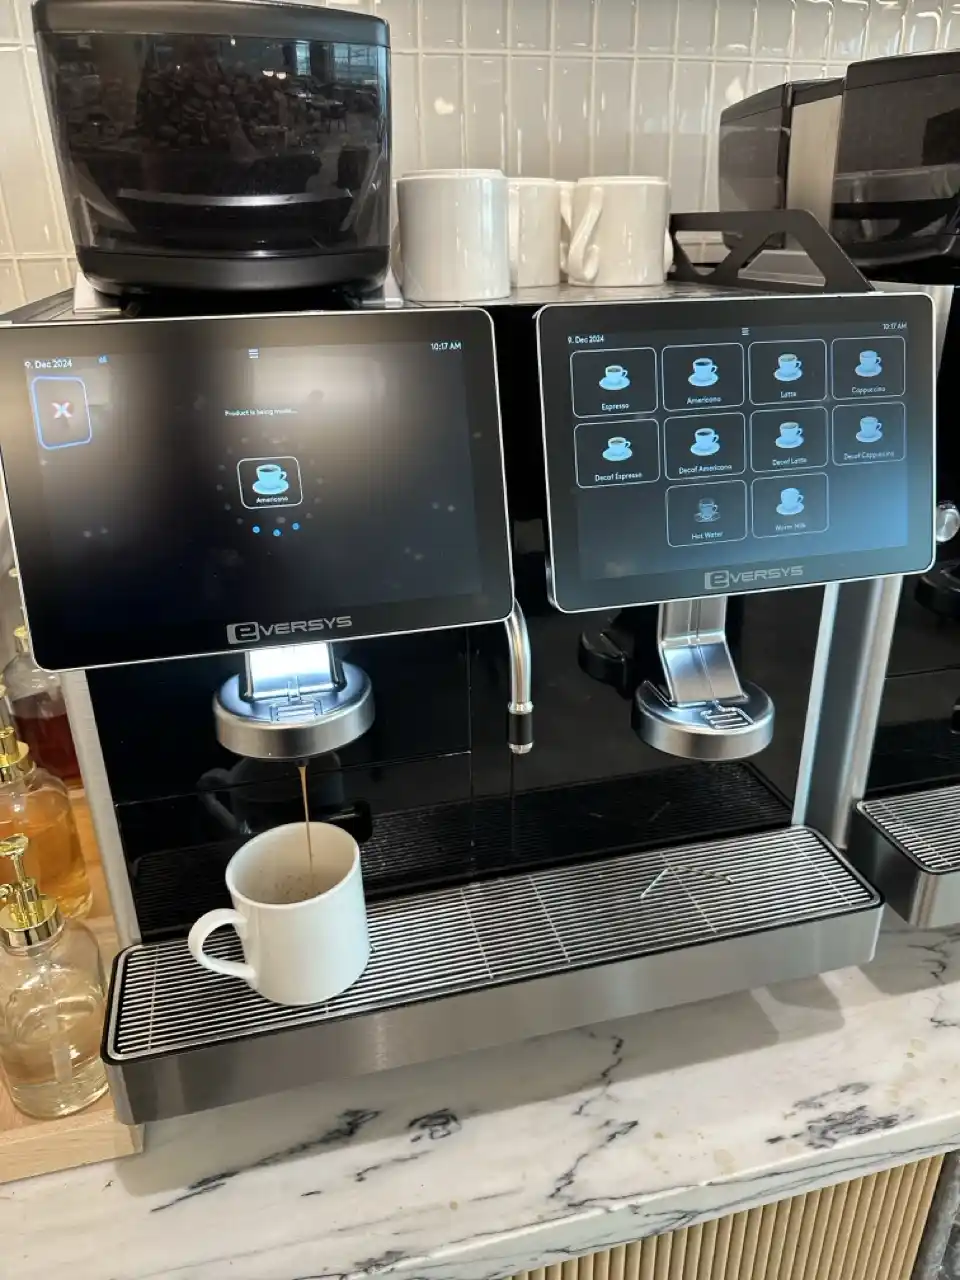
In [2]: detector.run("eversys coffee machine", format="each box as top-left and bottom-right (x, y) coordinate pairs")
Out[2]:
(0, 208), (938, 1123)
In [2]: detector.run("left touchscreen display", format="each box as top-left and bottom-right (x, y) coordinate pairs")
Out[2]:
(0, 310), (513, 670)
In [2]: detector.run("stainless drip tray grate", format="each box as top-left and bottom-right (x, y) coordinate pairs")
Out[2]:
(105, 827), (880, 1122)
(852, 786), (960, 926)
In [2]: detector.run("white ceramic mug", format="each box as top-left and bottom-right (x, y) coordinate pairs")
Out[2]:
(396, 169), (510, 302)
(188, 822), (369, 1007)
(509, 177), (561, 288)
(567, 176), (670, 287)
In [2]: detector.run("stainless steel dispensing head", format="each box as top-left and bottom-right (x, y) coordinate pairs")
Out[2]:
(214, 604), (533, 763)
(632, 596), (774, 761)
(214, 641), (375, 761)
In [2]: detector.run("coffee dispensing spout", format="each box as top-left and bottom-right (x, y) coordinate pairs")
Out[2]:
(631, 596), (774, 761)
(504, 602), (533, 755)
(214, 641), (375, 761)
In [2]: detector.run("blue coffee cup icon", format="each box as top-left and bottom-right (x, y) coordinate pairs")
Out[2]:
(253, 463), (289, 495)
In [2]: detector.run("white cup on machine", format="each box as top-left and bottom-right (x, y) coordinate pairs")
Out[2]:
(508, 177), (561, 288)
(188, 822), (369, 1007)
(395, 169), (510, 302)
(567, 176), (671, 287)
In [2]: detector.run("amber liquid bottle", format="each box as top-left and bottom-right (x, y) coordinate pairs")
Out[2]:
(3, 627), (81, 789)
(0, 687), (91, 918)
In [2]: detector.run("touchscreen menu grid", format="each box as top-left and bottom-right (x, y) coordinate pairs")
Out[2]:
(568, 331), (909, 552)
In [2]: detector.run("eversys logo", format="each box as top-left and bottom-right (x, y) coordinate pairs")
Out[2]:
(704, 566), (804, 590)
(226, 618), (353, 644)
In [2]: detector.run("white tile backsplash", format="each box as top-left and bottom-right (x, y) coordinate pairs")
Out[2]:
(551, 57), (593, 179)
(465, 0), (508, 48)
(637, 0), (679, 54)
(510, 0), (551, 49)
(865, 0), (907, 58)
(677, 0), (719, 56)
(593, 58), (635, 174)
(17, 256), (73, 301)
(632, 58), (674, 177)
(943, 1), (960, 47)
(420, 54), (465, 165)
(0, 261), (23, 311)
(596, 0), (638, 54)
(716, 0), (756, 54)
(0, 0), (16, 43)
(755, 0), (794, 55)
(1, 0), (959, 306)
(831, 0), (871, 59)
(904, 0), (943, 51)
(375, 0), (418, 47)
(554, 0), (595, 51)
(507, 55), (552, 173)
(465, 55), (507, 168)
(793, 0), (832, 61)
(0, 48), (63, 256)
(420, 0), (463, 47)
(670, 59), (713, 210)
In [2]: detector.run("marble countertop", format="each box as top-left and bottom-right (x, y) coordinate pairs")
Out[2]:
(7, 916), (960, 1280)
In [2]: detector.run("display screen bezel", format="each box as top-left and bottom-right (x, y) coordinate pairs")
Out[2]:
(537, 292), (936, 613)
(0, 307), (514, 670)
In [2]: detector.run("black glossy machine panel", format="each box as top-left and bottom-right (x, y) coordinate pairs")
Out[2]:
(870, 292), (960, 795)
(34, 0), (391, 293)
(86, 293), (817, 943)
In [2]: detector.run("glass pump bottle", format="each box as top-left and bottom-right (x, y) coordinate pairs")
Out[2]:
(0, 834), (108, 1118)
(0, 686), (91, 918)
(3, 625), (81, 788)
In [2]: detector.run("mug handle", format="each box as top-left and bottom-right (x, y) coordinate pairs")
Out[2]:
(559, 184), (574, 275)
(188, 909), (256, 985)
(567, 187), (603, 283)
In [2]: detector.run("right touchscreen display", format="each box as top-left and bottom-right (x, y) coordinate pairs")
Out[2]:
(537, 292), (935, 613)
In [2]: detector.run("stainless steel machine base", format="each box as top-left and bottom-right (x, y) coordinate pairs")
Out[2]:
(104, 826), (880, 1123)
(850, 786), (960, 926)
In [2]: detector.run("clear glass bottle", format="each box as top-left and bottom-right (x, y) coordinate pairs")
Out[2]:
(0, 834), (108, 1119)
(0, 687), (91, 918)
(3, 626), (81, 789)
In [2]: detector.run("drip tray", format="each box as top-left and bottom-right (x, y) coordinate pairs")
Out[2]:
(851, 785), (960, 926)
(104, 827), (880, 1123)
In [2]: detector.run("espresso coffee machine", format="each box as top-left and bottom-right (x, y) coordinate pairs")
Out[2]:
(0, 213), (936, 1123)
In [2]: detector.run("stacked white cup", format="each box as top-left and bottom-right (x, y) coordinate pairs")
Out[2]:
(394, 169), (673, 302)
